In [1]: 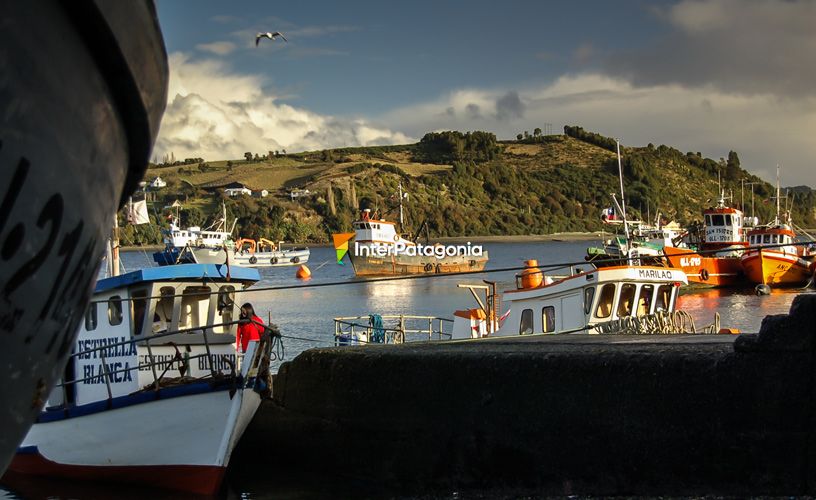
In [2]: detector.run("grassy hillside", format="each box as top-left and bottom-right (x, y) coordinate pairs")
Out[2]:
(125, 129), (816, 245)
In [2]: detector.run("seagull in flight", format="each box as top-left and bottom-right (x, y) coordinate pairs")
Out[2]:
(255, 31), (288, 46)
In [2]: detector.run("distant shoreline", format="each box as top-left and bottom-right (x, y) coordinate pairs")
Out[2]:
(119, 233), (602, 252)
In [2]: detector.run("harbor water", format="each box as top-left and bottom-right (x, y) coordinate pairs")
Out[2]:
(2, 239), (812, 499)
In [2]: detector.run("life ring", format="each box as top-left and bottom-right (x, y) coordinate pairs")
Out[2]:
(270, 257), (278, 265)
(249, 256), (257, 264)
(423, 263), (433, 272)
(700, 269), (709, 281)
(291, 256), (300, 264)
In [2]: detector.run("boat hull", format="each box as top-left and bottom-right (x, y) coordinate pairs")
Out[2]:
(350, 252), (489, 277)
(0, 0), (167, 473)
(232, 248), (310, 267)
(5, 383), (261, 495)
(663, 246), (746, 287)
(740, 250), (813, 287)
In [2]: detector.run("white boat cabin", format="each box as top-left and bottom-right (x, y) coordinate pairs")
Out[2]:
(47, 264), (260, 408)
(352, 209), (413, 254)
(165, 223), (232, 249)
(452, 266), (687, 339)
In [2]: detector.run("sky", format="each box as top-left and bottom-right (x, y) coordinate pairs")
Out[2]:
(154, 0), (816, 187)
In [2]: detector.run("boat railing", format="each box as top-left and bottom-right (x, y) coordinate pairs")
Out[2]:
(333, 315), (453, 345)
(49, 319), (281, 409)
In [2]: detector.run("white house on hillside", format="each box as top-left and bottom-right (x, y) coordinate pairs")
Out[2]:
(150, 176), (166, 189)
(224, 187), (252, 197)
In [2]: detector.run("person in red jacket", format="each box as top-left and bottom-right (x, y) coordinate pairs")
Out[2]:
(236, 303), (265, 353)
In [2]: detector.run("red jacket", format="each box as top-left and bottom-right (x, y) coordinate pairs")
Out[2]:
(237, 315), (264, 353)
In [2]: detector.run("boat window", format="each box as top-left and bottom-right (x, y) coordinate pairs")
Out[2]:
(735, 215), (741, 227)
(130, 289), (148, 336)
(725, 214), (732, 226)
(584, 287), (595, 315)
(85, 302), (97, 331)
(771, 234), (778, 244)
(179, 286), (211, 330)
(541, 306), (555, 333)
(705, 215), (712, 226)
(637, 285), (654, 316)
(713, 215), (724, 226)
(595, 284), (616, 319)
(108, 296), (123, 326)
(214, 285), (236, 334)
(519, 309), (533, 335)
(655, 285), (673, 312)
(763, 234), (771, 244)
(153, 286), (175, 334)
(617, 284), (636, 318)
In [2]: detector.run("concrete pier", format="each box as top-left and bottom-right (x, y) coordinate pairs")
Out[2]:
(234, 295), (816, 496)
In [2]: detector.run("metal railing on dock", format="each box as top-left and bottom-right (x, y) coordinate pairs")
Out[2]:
(333, 315), (453, 345)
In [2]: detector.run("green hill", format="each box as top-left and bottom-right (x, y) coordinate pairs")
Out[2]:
(124, 128), (816, 245)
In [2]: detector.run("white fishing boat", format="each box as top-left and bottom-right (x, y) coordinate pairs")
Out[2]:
(3, 264), (277, 495)
(153, 203), (235, 266)
(451, 261), (692, 339)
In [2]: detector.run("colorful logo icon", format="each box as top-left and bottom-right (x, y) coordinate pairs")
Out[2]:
(332, 233), (355, 265)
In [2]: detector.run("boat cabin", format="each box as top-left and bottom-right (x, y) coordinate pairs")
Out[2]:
(352, 209), (413, 252)
(48, 264), (260, 408)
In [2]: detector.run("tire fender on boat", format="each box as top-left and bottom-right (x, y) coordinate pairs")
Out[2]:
(271, 257), (278, 264)
(249, 256), (257, 264)
(700, 268), (709, 281)
(424, 263), (433, 272)
(291, 256), (300, 264)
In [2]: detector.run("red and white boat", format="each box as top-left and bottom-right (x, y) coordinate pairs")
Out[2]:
(663, 191), (750, 287)
(3, 264), (274, 495)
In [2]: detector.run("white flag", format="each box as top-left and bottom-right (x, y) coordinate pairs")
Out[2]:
(129, 200), (150, 225)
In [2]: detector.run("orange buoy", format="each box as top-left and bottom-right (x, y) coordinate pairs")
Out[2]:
(519, 259), (543, 289)
(296, 264), (311, 280)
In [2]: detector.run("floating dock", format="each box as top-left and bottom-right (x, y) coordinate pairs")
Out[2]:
(234, 295), (816, 496)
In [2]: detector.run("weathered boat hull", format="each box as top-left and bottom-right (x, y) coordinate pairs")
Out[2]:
(663, 246), (746, 288)
(0, 0), (167, 473)
(350, 252), (489, 277)
(232, 248), (311, 267)
(740, 250), (813, 287)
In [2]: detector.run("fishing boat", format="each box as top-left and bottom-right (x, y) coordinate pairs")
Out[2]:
(739, 167), (815, 287)
(663, 190), (750, 287)
(2, 264), (277, 495)
(0, 1), (167, 473)
(231, 238), (310, 267)
(347, 209), (488, 276)
(451, 261), (699, 338)
(152, 203), (234, 266)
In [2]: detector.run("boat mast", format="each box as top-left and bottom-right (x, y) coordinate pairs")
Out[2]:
(615, 140), (630, 242)
(398, 181), (404, 230)
(775, 164), (781, 225)
(109, 213), (120, 277)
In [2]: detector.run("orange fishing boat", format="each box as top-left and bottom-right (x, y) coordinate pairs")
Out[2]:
(740, 225), (814, 287)
(663, 191), (750, 287)
(739, 167), (815, 287)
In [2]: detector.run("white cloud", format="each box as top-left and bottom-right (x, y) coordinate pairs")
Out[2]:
(154, 52), (412, 161)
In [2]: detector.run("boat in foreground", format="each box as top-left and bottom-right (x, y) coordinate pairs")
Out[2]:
(2, 264), (276, 495)
(0, 0), (168, 473)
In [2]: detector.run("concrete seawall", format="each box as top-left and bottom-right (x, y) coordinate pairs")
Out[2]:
(234, 294), (816, 496)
